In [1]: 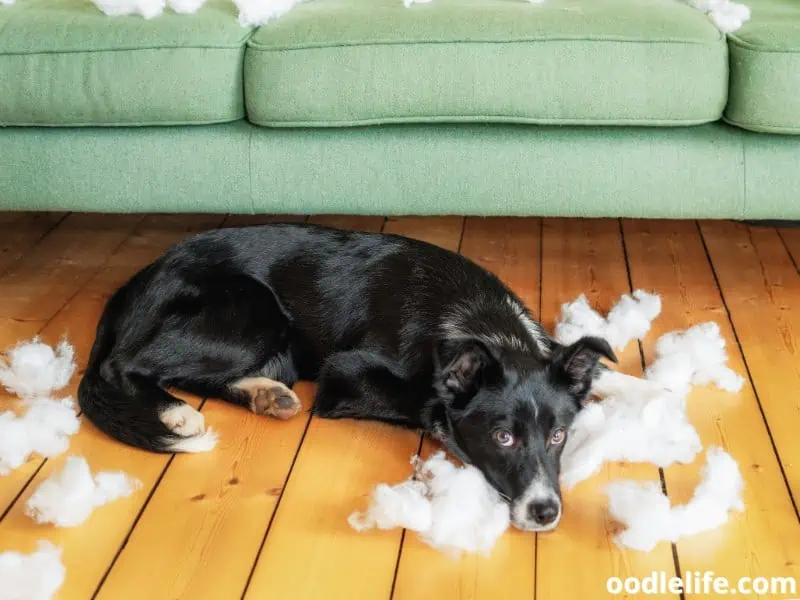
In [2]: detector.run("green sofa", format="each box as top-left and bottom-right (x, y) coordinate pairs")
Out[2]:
(1, 0), (798, 218)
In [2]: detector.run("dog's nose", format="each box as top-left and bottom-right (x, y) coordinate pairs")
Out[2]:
(527, 501), (560, 526)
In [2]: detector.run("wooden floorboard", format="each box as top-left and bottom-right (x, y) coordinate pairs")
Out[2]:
(0, 213), (143, 515)
(0, 212), (67, 277)
(699, 221), (800, 508)
(536, 219), (676, 600)
(623, 220), (800, 588)
(392, 217), (539, 600)
(0, 215), (227, 599)
(778, 227), (800, 273)
(1, 214), (798, 600)
(0, 213), (142, 322)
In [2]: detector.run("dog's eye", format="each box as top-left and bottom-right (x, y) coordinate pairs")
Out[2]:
(493, 429), (515, 447)
(549, 428), (566, 446)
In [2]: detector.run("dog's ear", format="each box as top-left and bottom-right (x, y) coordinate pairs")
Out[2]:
(434, 339), (501, 410)
(549, 336), (617, 401)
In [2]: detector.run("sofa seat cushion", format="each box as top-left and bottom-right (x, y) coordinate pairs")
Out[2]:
(0, 0), (250, 126)
(245, 0), (728, 127)
(725, 0), (800, 133)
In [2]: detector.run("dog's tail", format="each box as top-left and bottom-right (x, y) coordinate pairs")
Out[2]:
(78, 289), (217, 454)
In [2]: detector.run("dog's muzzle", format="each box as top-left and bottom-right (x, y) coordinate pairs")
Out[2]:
(511, 476), (562, 532)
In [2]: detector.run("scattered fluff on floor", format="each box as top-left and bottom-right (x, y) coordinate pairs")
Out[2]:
(560, 321), (744, 488)
(25, 456), (141, 527)
(607, 447), (744, 551)
(555, 290), (661, 350)
(684, 0), (751, 33)
(645, 322), (745, 394)
(349, 452), (510, 556)
(0, 339), (75, 399)
(0, 397), (80, 476)
(0, 541), (65, 600)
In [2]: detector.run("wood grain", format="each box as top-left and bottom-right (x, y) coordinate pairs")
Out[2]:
(778, 227), (800, 271)
(0, 215), (226, 599)
(699, 221), (799, 504)
(392, 217), (540, 600)
(95, 383), (315, 600)
(0, 214), (143, 515)
(536, 219), (677, 600)
(624, 220), (800, 588)
(0, 212), (66, 276)
(0, 213), (142, 322)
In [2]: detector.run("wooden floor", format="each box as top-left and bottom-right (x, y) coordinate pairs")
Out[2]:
(0, 213), (798, 600)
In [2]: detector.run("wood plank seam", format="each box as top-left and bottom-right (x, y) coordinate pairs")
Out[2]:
(387, 218), (467, 599)
(0, 212), (70, 279)
(695, 222), (800, 520)
(776, 229), (800, 275)
(0, 213), (148, 524)
(618, 218), (685, 598)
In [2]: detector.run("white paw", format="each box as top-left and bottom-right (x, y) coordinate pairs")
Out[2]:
(160, 404), (205, 437)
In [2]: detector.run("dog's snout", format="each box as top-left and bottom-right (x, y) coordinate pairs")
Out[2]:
(527, 501), (560, 527)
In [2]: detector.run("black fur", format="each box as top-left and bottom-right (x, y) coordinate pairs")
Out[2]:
(79, 223), (616, 530)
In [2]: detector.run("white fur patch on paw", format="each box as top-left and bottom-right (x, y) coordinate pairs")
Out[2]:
(160, 404), (205, 437)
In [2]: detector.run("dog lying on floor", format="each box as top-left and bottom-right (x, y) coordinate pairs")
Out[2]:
(80, 222), (632, 532)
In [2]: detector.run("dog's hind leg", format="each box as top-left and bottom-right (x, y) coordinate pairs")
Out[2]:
(132, 273), (302, 420)
(313, 350), (423, 428)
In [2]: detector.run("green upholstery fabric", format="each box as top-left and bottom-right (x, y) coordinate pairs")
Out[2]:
(0, 0), (250, 125)
(245, 0), (728, 127)
(2, 121), (798, 219)
(725, 0), (800, 133)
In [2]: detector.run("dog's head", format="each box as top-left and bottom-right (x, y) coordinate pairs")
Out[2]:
(429, 336), (616, 532)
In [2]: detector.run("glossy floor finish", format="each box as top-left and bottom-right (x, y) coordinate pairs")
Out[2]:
(0, 213), (798, 600)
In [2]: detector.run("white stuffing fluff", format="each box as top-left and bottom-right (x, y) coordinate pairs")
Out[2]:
(645, 321), (745, 394)
(403, 0), (432, 7)
(0, 397), (80, 476)
(555, 290), (661, 350)
(560, 379), (703, 488)
(0, 0), (15, 6)
(25, 456), (141, 527)
(558, 297), (744, 488)
(232, 0), (303, 26)
(167, 0), (207, 12)
(607, 447), (744, 551)
(349, 452), (510, 556)
(0, 541), (65, 600)
(0, 339), (76, 399)
(90, 0), (166, 18)
(684, 0), (751, 33)
(349, 479), (433, 532)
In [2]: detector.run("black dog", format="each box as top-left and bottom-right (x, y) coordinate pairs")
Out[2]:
(79, 223), (616, 531)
